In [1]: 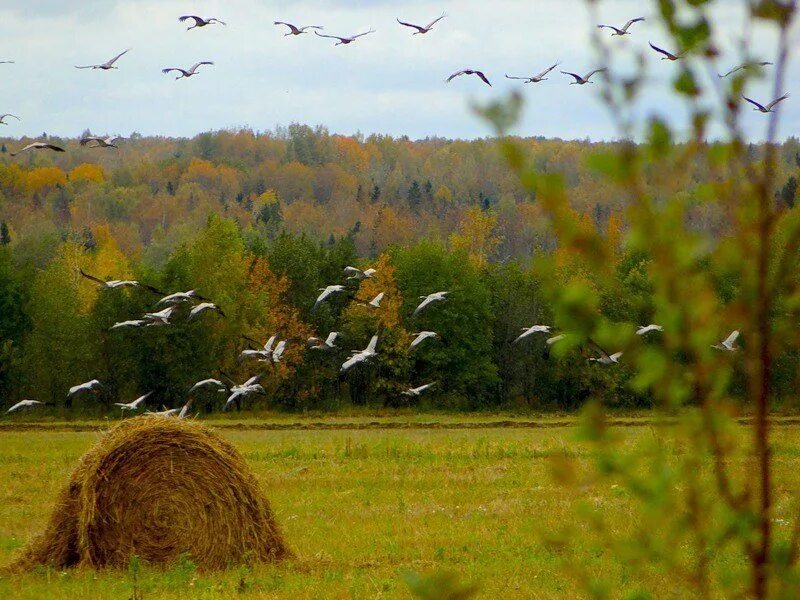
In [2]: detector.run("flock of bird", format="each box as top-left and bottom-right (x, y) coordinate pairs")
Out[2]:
(0, 11), (771, 415)
(4, 254), (742, 416)
(0, 11), (790, 158)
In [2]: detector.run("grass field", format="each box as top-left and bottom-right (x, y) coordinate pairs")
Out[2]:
(1, 416), (799, 599)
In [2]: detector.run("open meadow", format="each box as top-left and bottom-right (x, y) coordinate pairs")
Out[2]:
(2, 416), (800, 599)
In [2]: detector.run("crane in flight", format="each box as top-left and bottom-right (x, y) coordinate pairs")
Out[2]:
(274, 22), (323, 36)
(505, 63), (560, 84)
(597, 17), (645, 36)
(179, 15), (226, 30)
(396, 14), (446, 35)
(315, 30), (375, 46)
(75, 49), (131, 70)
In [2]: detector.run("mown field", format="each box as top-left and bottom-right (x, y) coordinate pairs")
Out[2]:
(1, 417), (799, 599)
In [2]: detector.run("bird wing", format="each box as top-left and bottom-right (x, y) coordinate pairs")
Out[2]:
(80, 137), (103, 146)
(622, 17), (645, 31)
(719, 65), (742, 78)
(743, 96), (767, 111)
(561, 71), (583, 83)
(413, 296), (433, 315)
(190, 61), (214, 73)
(344, 266), (363, 277)
(209, 18), (226, 25)
(649, 42), (675, 59)
(315, 31), (346, 41)
(597, 25), (623, 34)
(724, 330), (740, 346)
(767, 93), (790, 109)
(584, 68), (607, 80)
(397, 19), (426, 32)
(352, 29), (376, 39)
(106, 48), (130, 66)
(505, 75), (528, 81)
(179, 15), (203, 24)
(79, 268), (107, 285)
(45, 144), (65, 152)
(535, 63), (559, 79)
(446, 70), (466, 82)
(314, 288), (332, 308)
(162, 68), (189, 76)
(325, 332), (339, 346)
(610, 352), (623, 361)
(365, 335), (379, 354)
(0, 114), (20, 120)
(425, 15), (446, 29)
(274, 21), (300, 33)
(474, 71), (492, 86)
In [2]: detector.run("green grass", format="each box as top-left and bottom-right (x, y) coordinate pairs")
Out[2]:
(0, 417), (799, 598)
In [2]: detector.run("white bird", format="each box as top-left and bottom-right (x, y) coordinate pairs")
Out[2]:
(589, 351), (623, 365)
(162, 62), (214, 80)
(75, 49), (131, 70)
(712, 330), (740, 352)
(178, 399), (194, 419)
(396, 14), (446, 35)
(80, 135), (121, 149)
(410, 331), (437, 350)
(413, 291), (448, 316)
(274, 21), (323, 36)
(636, 324), (663, 336)
(10, 142), (65, 157)
(505, 63), (560, 84)
(110, 319), (147, 330)
(315, 30), (375, 45)
(744, 94), (790, 113)
(546, 334), (566, 346)
(143, 306), (178, 326)
(561, 68), (607, 84)
(344, 266), (376, 280)
(341, 335), (379, 372)
(188, 378), (227, 395)
(179, 15), (226, 30)
(0, 113), (20, 125)
(5, 400), (46, 415)
(189, 302), (225, 319)
(313, 285), (346, 310)
(597, 17), (645, 36)
(309, 332), (340, 350)
(402, 382), (437, 397)
(649, 42), (684, 61)
(272, 340), (287, 363)
(68, 379), (102, 399)
(446, 69), (492, 86)
(114, 392), (152, 413)
(240, 335), (278, 361)
(79, 269), (162, 293)
(719, 61), (772, 78)
(513, 325), (552, 344)
(360, 292), (384, 308)
(157, 290), (207, 306)
(224, 374), (266, 411)
(146, 406), (181, 417)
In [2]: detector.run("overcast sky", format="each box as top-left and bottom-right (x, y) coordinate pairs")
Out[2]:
(1, 1), (797, 142)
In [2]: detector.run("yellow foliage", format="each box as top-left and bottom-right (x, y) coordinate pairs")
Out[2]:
(70, 163), (106, 184)
(24, 167), (67, 196)
(449, 207), (503, 268)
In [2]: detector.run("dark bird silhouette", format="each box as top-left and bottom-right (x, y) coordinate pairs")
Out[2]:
(162, 62), (214, 80)
(561, 68), (606, 84)
(10, 142), (65, 156)
(447, 69), (491, 86)
(649, 42), (683, 61)
(179, 15), (226, 30)
(315, 30), (375, 45)
(743, 93), (789, 113)
(396, 14), (446, 35)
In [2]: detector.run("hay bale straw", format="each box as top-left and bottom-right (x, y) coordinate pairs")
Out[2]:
(11, 416), (289, 570)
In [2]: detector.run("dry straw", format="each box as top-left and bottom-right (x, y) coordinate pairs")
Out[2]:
(9, 415), (290, 571)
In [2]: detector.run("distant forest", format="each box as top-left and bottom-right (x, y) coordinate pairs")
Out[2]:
(0, 126), (799, 413)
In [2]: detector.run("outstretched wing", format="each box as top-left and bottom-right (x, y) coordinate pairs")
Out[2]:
(0, 113), (20, 121)
(78, 268), (107, 285)
(622, 17), (645, 31)
(352, 29), (375, 39)
(179, 15), (203, 24)
(315, 31), (345, 41)
(743, 96), (767, 111)
(584, 68), (607, 80)
(275, 21), (300, 33)
(561, 71), (583, 83)
(649, 42), (675, 59)
(597, 25), (623, 34)
(106, 48), (131, 66)
(474, 71), (492, 86)
(190, 61), (214, 72)
(162, 67), (188, 76)
(446, 70), (466, 82)
(535, 63), (559, 79)
(724, 330), (740, 346)
(425, 15), (447, 29)
(767, 93), (790, 109)
(397, 19), (425, 33)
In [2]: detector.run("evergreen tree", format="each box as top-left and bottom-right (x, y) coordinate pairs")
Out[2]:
(407, 180), (422, 211)
(370, 184), (381, 203)
(0, 222), (9, 246)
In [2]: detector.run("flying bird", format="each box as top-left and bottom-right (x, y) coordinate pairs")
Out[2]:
(546, 334), (566, 346)
(359, 292), (384, 308)
(409, 331), (437, 350)
(142, 306), (178, 326)
(588, 350), (623, 365)
(10, 142), (65, 157)
(188, 302), (225, 319)
(344, 266), (376, 280)
(146, 406), (181, 417)
(309, 332), (340, 351)
(649, 42), (683, 61)
(223, 374), (266, 411)
(274, 22), (323, 36)
(514, 325), (552, 343)
(162, 62), (214, 80)
(396, 14), (446, 35)
(79, 269), (162, 294)
(712, 330), (740, 352)
(0, 60), (14, 64)
(505, 63), (560, 84)
(80, 135), (121, 148)
(636, 324), (663, 336)
(240, 335), (278, 362)
(0, 114), (20, 125)
(341, 334), (379, 372)
(110, 319), (146, 330)
(188, 378), (227, 395)
(114, 392), (152, 414)
(75, 49), (131, 70)
(315, 30), (375, 45)
(402, 382), (437, 397)
(313, 285), (346, 311)
(743, 94), (790, 113)
(5, 400), (47, 415)
(597, 17), (645, 36)
(719, 61), (773, 78)
(561, 69), (607, 84)
(157, 290), (208, 306)
(68, 379), (102, 399)
(447, 69), (491, 87)
(272, 340), (287, 363)
(179, 15), (226, 30)
(413, 291), (448, 316)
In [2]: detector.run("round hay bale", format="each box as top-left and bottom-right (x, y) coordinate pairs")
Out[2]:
(11, 416), (289, 571)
